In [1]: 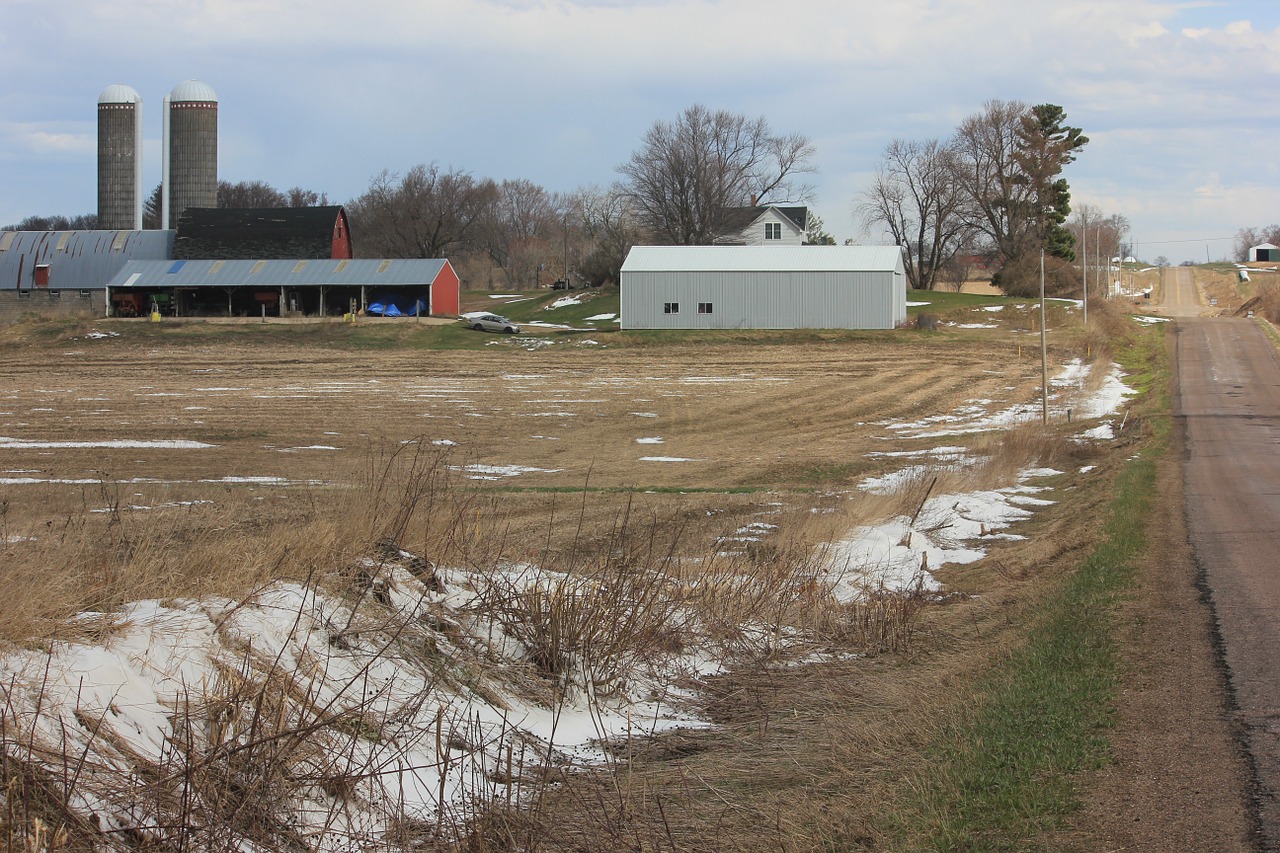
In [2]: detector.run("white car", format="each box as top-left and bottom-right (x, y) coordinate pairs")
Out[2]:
(465, 314), (521, 334)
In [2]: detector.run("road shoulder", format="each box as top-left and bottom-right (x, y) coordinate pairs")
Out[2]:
(1054, 327), (1255, 851)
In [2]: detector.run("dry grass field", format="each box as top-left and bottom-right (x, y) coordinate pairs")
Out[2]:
(0, 314), (1093, 631)
(0, 304), (1159, 851)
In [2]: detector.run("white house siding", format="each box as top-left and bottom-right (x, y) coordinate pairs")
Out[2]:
(736, 209), (804, 246)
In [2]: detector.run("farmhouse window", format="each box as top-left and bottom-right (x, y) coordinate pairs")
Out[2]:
(698, 302), (713, 314)
(663, 302), (680, 314)
(765, 223), (781, 240)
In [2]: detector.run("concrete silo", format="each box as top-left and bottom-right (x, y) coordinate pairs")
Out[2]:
(97, 84), (143, 230)
(163, 80), (218, 229)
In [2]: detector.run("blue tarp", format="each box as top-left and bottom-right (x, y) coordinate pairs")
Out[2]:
(366, 295), (427, 317)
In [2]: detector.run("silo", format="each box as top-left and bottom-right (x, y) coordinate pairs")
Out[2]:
(97, 84), (143, 230)
(163, 80), (218, 229)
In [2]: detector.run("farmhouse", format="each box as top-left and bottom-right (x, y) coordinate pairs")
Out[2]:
(620, 245), (907, 330)
(714, 205), (809, 246)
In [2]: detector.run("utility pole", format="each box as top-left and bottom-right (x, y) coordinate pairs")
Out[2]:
(1040, 250), (1049, 425)
(1082, 224), (1088, 326)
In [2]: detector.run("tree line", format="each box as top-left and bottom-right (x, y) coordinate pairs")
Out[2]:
(858, 100), (1111, 297)
(7, 100), (1103, 291)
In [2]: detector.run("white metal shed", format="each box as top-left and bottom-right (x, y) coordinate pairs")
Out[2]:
(1250, 243), (1279, 262)
(620, 245), (907, 330)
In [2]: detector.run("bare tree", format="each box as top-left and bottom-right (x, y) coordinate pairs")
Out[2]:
(285, 186), (329, 207)
(617, 104), (815, 244)
(952, 100), (1036, 270)
(1070, 204), (1129, 298)
(346, 164), (498, 259)
(858, 138), (971, 291)
(952, 100), (1087, 296)
(575, 185), (644, 286)
(484, 179), (560, 288)
(216, 180), (328, 209)
(2, 213), (98, 231)
(218, 180), (287, 208)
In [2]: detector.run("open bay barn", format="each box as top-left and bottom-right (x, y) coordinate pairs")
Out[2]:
(620, 246), (907, 330)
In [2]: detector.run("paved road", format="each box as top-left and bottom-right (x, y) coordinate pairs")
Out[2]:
(1168, 266), (1280, 847)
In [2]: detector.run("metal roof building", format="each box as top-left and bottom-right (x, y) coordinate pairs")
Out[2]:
(620, 245), (907, 330)
(0, 230), (175, 319)
(105, 257), (460, 318)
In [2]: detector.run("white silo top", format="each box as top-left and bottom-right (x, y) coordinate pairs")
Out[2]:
(98, 83), (141, 105)
(169, 80), (218, 103)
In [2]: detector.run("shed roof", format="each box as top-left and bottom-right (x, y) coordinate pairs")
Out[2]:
(108, 258), (451, 288)
(0, 230), (175, 290)
(622, 245), (904, 273)
(173, 206), (348, 260)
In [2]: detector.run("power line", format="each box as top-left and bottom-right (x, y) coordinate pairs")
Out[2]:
(1137, 236), (1236, 246)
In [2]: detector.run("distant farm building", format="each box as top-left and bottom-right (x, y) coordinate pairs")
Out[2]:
(0, 230), (174, 318)
(174, 206), (353, 260)
(620, 245), (907, 330)
(0, 206), (459, 321)
(1250, 243), (1279, 263)
(106, 258), (459, 318)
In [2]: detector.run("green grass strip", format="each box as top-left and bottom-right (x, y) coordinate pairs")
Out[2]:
(902, 450), (1157, 851)
(893, 324), (1171, 849)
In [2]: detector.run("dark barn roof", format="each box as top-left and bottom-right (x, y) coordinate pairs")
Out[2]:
(173, 206), (349, 260)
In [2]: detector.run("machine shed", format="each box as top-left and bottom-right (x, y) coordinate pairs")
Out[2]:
(620, 245), (907, 330)
(106, 257), (459, 318)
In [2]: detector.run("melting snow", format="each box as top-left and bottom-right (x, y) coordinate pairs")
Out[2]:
(0, 437), (215, 450)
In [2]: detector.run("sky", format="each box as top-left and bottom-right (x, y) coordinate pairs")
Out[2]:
(2, 0), (1277, 263)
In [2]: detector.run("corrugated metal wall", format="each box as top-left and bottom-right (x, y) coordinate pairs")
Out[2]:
(621, 270), (906, 329)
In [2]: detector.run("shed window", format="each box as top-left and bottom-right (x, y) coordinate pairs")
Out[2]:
(47, 290), (61, 300)
(663, 302), (680, 314)
(765, 222), (781, 240)
(698, 302), (713, 314)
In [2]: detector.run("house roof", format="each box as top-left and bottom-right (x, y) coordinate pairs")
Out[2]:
(621, 245), (904, 273)
(0, 230), (175, 290)
(107, 258), (451, 288)
(173, 206), (347, 260)
(719, 205), (809, 235)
